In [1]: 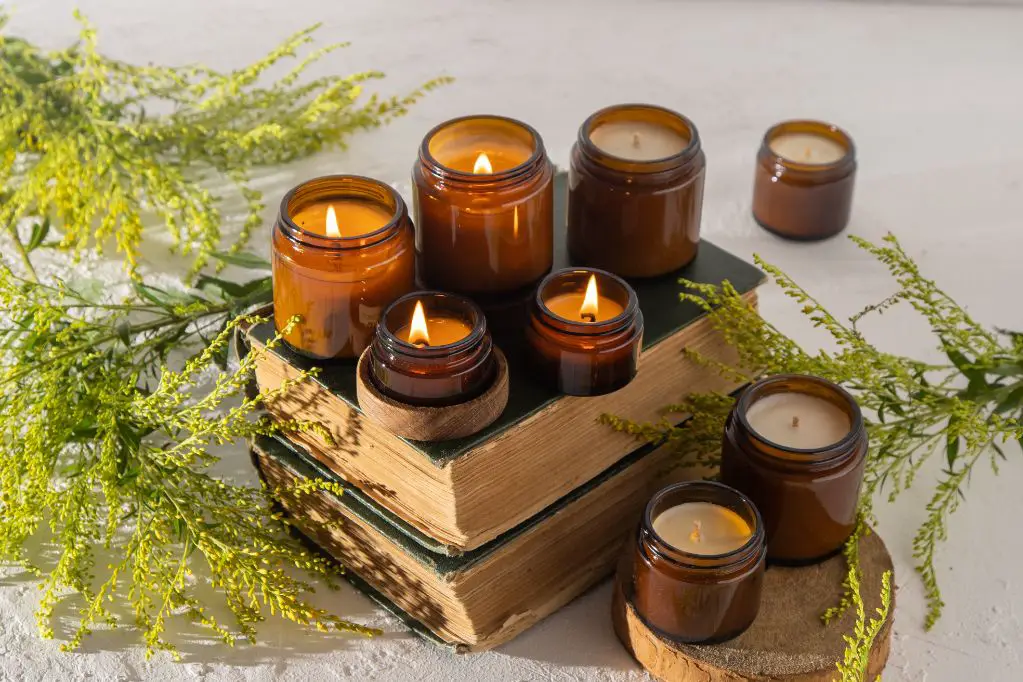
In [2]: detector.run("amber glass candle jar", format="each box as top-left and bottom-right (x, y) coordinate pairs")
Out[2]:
(567, 104), (706, 278)
(271, 175), (415, 360)
(751, 120), (857, 240)
(720, 374), (867, 564)
(367, 292), (496, 407)
(413, 115), (554, 305)
(525, 268), (642, 396)
(618, 481), (766, 644)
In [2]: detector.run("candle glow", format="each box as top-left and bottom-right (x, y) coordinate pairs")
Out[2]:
(473, 152), (493, 175)
(325, 205), (341, 238)
(408, 300), (431, 347)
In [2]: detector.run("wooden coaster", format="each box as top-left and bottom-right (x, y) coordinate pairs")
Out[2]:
(356, 347), (509, 442)
(612, 530), (894, 681)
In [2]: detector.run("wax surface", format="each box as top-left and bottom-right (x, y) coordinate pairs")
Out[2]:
(544, 293), (624, 323)
(769, 133), (847, 165)
(394, 316), (473, 346)
(589, 120), (689, 161)
(292, 199), (393, 238)
(653, 502), (752, 555)
(745, 392), (852, 449)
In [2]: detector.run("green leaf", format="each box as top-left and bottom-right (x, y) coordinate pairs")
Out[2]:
(995, 385), (1023, 415)
(943, 345), (983, 382)
(132, 282), (194, 308)
(945, 422), (960, 469)
(25, 217), (51, 252)
(114, 318), (132, 347)
(211, 250), (271, 270)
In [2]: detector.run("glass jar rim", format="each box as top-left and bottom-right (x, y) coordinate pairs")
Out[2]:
(418, 114), (546, 184)
(642, 481), (765, 566)
(376, 290), (488, 357)
(760, 120), (856, 173)
(735, 373), (865, 458)
(278, 174), (405, 250)
(534, 267), (639, 335)
(577, 103), (702, 172)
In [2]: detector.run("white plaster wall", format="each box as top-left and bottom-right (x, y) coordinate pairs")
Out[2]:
(2, 1), (1022, 680)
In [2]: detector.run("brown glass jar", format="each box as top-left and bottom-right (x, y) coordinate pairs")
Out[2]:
(720, 374), (867, 564)
(272, 175), (415, 360)
(752, 120), (857, 240)
(568, 104), (705, 278)
(368, 291), (496, 407)
(618, 481), (766, 644)
(525, 268), (642, 396)
(413, 115), (554, 306)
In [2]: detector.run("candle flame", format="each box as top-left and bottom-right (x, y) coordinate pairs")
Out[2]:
(690, 520), (702, 544)
(579, 274), (600, 322)
(408, 300), (431, 347)
(473, 152), (493, 175)
(325, 205), (341, 238)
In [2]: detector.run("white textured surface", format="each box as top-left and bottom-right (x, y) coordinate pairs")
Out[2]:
(3, 1), (1023, 680)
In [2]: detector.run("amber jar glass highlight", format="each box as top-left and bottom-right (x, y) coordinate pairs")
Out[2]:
(368, 292), (496, 407)
(413, 115), (554, 304)
(617, 481), (766, 644)
(751, 120), (857, 241)
(720, 374), (867, 564)
(568, 104), (706, 278)
(525, 268), (642, 396)
(272, 175), (415, 360)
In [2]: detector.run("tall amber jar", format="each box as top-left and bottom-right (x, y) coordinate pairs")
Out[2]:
(526, 268), (643, 396)
(618, 481), (766, 644)
(751, 120), (857, 240)
(272, 175), (415, 360)
(720, 375), (867, 564)
(368, 292), (497, 407)
(413, 115), (554, 305)
(568, 104), (706, 278)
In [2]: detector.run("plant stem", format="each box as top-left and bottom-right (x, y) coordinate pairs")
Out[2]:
(7, 227), (39, 283)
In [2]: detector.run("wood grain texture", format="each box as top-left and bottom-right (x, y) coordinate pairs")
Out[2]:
(356, 347), (510, 442)
(612, 531), (894, 681)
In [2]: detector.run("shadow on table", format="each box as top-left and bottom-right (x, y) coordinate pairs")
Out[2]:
(494, 579), (641, 673)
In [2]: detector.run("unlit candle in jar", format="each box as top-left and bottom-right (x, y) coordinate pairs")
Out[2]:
(653, 502), (752, 555)
(589, 120), (689, 161)
(769, 133), (847, 165)
(745, 392), (851, 449)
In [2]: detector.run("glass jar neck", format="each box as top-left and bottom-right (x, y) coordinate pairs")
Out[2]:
(732, 374), (866, 472)
(759, 120), (856, 182)
(418, 115), (549, 190)
(576, 103), (703, 176)
(639, 481), (765, 572)
(277, 175), (406, 251)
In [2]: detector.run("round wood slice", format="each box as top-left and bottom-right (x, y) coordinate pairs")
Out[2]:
(356, 346), (509, 441)
(613, 530), (894, 681)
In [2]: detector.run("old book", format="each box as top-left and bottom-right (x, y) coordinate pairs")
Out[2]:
(249, 175), (763, 552)
(252, 432), (685, 651)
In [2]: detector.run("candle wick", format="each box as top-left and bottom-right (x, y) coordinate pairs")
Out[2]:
(690, 520), (702, 544)
(804, 146), (812, 160)
(792, 416), (800, 428)
(412, 341), (428, 349)
(580, 312), (596, 323)
(632, 132), (641, 149)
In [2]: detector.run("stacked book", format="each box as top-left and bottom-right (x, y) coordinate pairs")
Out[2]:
(247, 177), (764, 651)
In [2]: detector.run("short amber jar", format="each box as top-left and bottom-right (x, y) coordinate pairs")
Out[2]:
(751, 120), (857, 241)
(271, 175), (415, 360)
(567, 104), (706, 278)
(525, 268), (643, 396)
(720, 374), (867, 564)
(618, 481), (766, 644)
(368, 292), (496, 407)
(413, 115), (554, 305)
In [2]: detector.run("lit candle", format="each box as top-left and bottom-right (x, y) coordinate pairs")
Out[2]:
(768, 133), (847, 165)
(291, 199), (394, 238)
(589, 119), (689, 161)
(394, 300), (473, 347)
(542, 274), (624, 323)
(414, 115), (554, 303)
(653, 501), (753, 555)
(744, 391), (852, 449)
